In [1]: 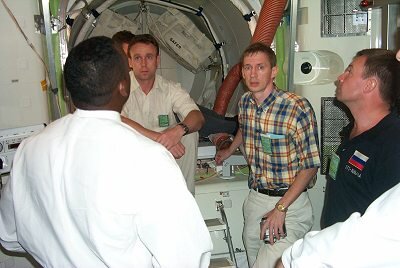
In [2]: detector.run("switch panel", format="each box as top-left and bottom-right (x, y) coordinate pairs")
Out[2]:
(0, 124), (45, 174)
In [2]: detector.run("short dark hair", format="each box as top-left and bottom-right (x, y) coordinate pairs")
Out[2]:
(240, 42), (277, 68)
(355, 48), (400, 109)
(64, 36), (128, 107)
(112, 30), (135, 48)
(128, 34), (160, 58)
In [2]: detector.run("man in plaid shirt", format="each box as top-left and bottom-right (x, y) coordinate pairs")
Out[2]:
(216, 42), (320, 268)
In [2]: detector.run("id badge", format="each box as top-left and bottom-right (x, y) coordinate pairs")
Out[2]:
(260, 133), (285, 154)
(158, 115), (169, 127)
(328, 152), (340, 180)
(260, 134), (272, 154)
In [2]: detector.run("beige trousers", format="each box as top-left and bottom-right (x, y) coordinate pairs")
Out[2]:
(175, 131), (198, 195)
(243, 189), (313, 268)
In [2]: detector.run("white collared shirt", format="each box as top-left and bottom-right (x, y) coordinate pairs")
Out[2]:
(0, 109), (212, 267)
(122, 73), (199, 131)
(282, 182), (400, 267)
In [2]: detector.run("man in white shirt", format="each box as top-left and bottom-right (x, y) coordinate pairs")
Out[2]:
(278, 182), (400, 268)
(121, 34), (205, 195)
(0, 36), (212, 267)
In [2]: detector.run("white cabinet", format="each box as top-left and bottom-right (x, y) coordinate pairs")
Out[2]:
(195, 175), (249, 257)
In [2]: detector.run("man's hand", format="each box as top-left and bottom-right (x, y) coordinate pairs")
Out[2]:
(121, 116), (162, 141)
(121, 116), (184, 158)
(260, 208), (287, 246)
(215, 129), (243, 165)
(215, 148), (233, 165)
(168, 142), (185, 159)
(275, 258), (285, 268)
(156, 126), (184, 150)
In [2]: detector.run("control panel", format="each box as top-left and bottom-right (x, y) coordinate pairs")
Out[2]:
(0, 124), (45, 174)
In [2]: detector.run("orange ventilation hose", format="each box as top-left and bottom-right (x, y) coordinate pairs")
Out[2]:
(213, 0), (288, 115)
(212, 64), (242, 115)
(251, 0), (287, 44)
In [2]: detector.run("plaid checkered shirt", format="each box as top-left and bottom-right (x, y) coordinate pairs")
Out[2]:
(239, 88), (320, 189)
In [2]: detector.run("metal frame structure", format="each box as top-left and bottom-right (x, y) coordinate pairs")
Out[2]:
(369, 0), (400, 49)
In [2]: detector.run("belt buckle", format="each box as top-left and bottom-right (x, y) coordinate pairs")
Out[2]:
(270, 188), (280, 196)
(265, 188), (273, 195)
(255, 188), (265, 195)
(277, 187), (289, 196)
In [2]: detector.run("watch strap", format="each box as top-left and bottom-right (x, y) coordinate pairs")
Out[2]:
(178, 122), (190, 136)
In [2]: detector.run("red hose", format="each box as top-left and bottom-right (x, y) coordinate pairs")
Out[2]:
(213, 0), (288, 115)
(212, 64), (241, 115)
(251, 0), (287, 44)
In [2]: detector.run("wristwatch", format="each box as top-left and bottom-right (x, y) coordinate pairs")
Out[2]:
(275, 203), (288, 212)
(178, 122), (190, 136)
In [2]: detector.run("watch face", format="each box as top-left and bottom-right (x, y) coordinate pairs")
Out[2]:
(277, 204), (286, 212)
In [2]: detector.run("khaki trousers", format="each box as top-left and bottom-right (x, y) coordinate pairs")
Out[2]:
(175, 131), (198, 195)
(243, 189), (313, 268)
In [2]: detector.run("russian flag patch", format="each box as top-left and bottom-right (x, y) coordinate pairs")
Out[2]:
(348, 150), (369, 171)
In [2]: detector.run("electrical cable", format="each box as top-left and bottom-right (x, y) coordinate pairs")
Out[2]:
(195, 159), (219, 181)
(1, 0), (49, 82)
(0, 0), (62, 116)
(234, 165), (249, 176)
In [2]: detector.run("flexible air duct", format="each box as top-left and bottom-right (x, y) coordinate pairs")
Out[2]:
(213, 0), (288, 115)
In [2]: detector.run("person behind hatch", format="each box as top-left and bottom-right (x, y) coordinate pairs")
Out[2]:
(215, 42), (320, 268)
(111, 30), (134, 57)
(0, 36), (212, 267)
(120, 33), (205, 195)
(321, 48), (400, 229)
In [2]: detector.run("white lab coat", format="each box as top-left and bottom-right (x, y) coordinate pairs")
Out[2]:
(282, 182), (400, 268)
(0, 109), (212, 268)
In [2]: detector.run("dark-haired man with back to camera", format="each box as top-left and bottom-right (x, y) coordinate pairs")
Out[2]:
(0, 36), (212, 267)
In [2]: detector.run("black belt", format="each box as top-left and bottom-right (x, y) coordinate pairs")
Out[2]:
(254, 187), (306, 197)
